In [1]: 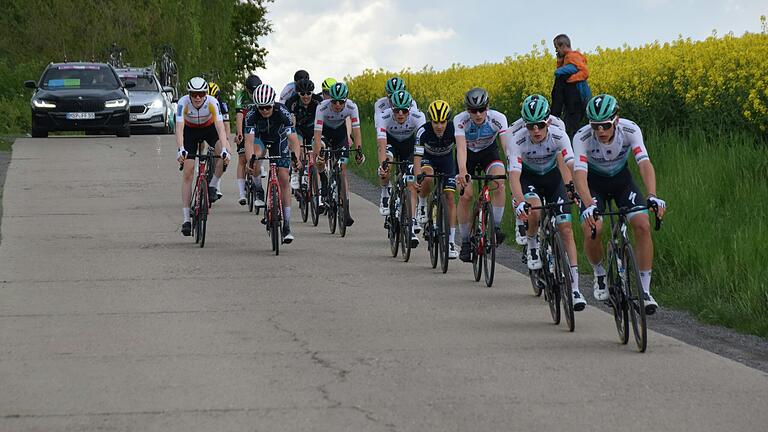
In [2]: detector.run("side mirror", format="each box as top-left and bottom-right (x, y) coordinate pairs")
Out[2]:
(24, 80), (37, 89)
(163, 86), (174, 93)
(124, 81), (136, 89)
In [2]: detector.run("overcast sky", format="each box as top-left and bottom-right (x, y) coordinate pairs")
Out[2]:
(256, 0), (766, 88)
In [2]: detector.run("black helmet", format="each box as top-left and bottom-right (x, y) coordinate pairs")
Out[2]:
(245, 74), (262, 92)
(295, 78), (314, 93)
(293, 69), (309, 82)
(464, 87), (489, 109)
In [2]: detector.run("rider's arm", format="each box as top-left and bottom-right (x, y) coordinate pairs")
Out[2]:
(244, 130), (255, 162)
(627, 123), (656, 197)
(348, 103), (362, 149)
(214, 119), (230, 153)
(313, 104), (325, 157)
(454, 115), (468, 179)
(174, 100), (185, 150)
(505, 138), (525, 204)
(555, 131), (575, 184)
(413, 127), (425, 177)
(638, 160), (657, 197)
(236, 112), (244, 141)
(572, 136), (592, 207)
(376, 115), (388, 163)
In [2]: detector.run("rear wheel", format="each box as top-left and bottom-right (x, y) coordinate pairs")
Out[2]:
(400, 189), (413, 262)
(554, 232), (575, 332)
(482, 201), (496, 287)
(624, 244), (647, 352)
(31, 126), (48, 138)
(116, 125), (131, 138)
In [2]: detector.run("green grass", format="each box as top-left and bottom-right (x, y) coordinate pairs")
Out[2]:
(0, 137), (13, 152)
(352, 122), (768, 337)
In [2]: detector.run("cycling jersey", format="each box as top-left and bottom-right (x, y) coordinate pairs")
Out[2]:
(176, 95), (222, 128)
(373, 96), (418, 125)
(279, 81), (295, 104)
(453, 109), (509, 152)
(507, 125), (574, 175)
(375, 108), (426, 142)
(508, 115), (566, 135)
(215, 92), (230, 122)
(415, 122), (456, 157)
(235, 90), (252, 113)
(573, 118), (650, 177)
(285, 92), (323, 135)
(244, 102), (295, 145)
(314, 99), (361, 131)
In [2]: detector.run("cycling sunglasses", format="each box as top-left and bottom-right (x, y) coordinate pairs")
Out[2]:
(394, 108), (409, 114)
(331, 99), (346, 105)
(257, 105), (274, 111)
(298, 92), (313, 96)
(468, 107), (487, 114)
(525, 121), (547, 130)
(190, 91), (206, 99)
(590, 119), (615, 130)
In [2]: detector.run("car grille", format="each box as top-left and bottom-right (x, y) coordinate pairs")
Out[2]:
(58, 100), (104, 112)
(130, 105), (147, 114)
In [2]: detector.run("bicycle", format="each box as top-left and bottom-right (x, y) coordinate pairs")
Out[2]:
(460, 173), (507, 287)
(321, 147), (362, 238)
(592, 202), (662, 352)
(251, 155), (290, 255)
(179, 146), (222, 248)
(294, 143), (314, 224)
(419, 172), (451, 273)
(522, 199), (578, 332)
(382, 160), (415, 262)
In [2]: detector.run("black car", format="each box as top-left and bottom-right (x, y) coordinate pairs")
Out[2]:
(25, 62), (136, 138)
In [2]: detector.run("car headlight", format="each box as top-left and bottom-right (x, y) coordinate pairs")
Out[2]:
(32, 99), (56, 109)
(149, 98), (164, 109)
(105, 98), (128, 108)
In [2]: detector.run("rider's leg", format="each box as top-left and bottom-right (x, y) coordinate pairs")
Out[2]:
(444, 189), (457, 243)
(181, 159), (195, 221)
(557, 220), (580, 286)
(278, 167), (291, 228)
(630, 212), (654, 293)
(457, 181), (474, 243)
(488, 162), (506, 230)
(237, 153), (246, 200)
(419, 165), (434, 200)
(211, 140), (223, 192)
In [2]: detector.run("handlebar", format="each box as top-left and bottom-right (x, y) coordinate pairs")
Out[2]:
(588, 201), (663, 239)
(178, 153), (224, 171)
(459, 174), (506, 196)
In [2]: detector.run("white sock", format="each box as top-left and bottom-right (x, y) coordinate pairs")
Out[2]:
(237, 179), (246, 196)
(211, 175), (221, 189)
(515, 218), (524, 230)
(381, 186), (390, 198)
(492, 206), (504, 228)
(570, 266), (580, 291)
(450, 227), (456, 243)
(592, 261), (607, 277)
(640, 270), (652, 294)
(526, 235), (539, 250)
(183, 207), (190, 223)
(460, 223), (470, 242)
(418, 196), (426, 206)
(283, 206), (291, 227)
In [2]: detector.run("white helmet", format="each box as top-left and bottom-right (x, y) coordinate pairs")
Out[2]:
(252, 83), (276, 106)
(186, 77), (209, 93)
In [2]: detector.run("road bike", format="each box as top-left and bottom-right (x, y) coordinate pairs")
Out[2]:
(382, 160), (415, 262)
(461, 173), (507, 287)
(321, 147), (361, 238)
(180, 146), (222, 248)
(419, 172), (452, 273)
(252, 155), (290, 255)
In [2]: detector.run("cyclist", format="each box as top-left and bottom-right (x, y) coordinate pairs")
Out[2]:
(454, 87), (510, 262)
(208, 81), (231, 200)
(374, 76), (418, 125)
(279, 69), (310, 103)
(234, 74), (265, 206)
(413, 100), (460, 259)
(321, 77), (336, 100)
(313, 82), (365, 227)
(244, 84), (303, 243)
(285, 79), (323, 192)
(573, 94), (666, 314)
(376, 90), (426, 246)
(507, 95), (586, 310)
(175, 77), (232, 236)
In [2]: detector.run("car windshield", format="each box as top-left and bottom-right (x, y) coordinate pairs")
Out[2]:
(119, 74), (158, 92)
(41, 65), (120, 90)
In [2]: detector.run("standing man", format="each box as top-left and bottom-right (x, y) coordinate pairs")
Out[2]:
(551, 34), (592, 139)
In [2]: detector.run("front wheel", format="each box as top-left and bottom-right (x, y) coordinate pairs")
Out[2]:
(554, 232), (575, 332)
(427, 197), (439, 269)
(399, 189), (412, 262)
(309, 166), (319, 226)
(327, 177), (337, 234)
(482, 201), (496, 287)
(438, 194), (450, 274)
(198, 184), (209, 248)
(624, 243), (647, 352)
(608, 248), (630, 345)
(471, 208), (482, 282)
(270, 188), (281, 255)
(337, 171), (347, 237)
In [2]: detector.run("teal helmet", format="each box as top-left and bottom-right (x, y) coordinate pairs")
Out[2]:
(328, 82), (349, 101)
(385, 76), (406, 96)
(521, 94), (550, 123)
(586, 94), (619, 122)
(390, 90), (413, 110)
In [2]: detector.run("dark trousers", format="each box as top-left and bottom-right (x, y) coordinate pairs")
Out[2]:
(551, 75), (585, 139)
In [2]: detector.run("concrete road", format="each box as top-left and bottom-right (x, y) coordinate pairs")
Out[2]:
(1, 136), (766, 432)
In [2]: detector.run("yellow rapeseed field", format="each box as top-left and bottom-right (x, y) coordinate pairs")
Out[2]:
(346, 30), (768, 133)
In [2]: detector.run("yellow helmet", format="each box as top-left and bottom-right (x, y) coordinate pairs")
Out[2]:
(428, 100), (451, 122)
(208, 82), (220, 97)
(321, 77), (336, 92)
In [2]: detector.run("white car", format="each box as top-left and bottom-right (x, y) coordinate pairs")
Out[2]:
(117, 67), (175, 134)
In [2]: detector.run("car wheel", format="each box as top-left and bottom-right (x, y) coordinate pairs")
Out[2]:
(31, 128), (48, 138)
(116, 125), (131, 138)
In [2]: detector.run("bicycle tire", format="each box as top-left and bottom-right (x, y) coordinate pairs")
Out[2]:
(554, 232), (575, 332)
(191, 183), (200, 244)
(388, 187), (400, 257)
(300, 174), (309, 223)
(608, 247), (630, 345)
(482, 201), (496, 287)
(246, 178), (254, 212)
(337, 171), (347, 237)
(439, 193), (450, 274)
(309, 166), (319, 226)
(542, 241), (560, 324)
(529, 267), (544, 297)
(327, 175), (337, 234)
(400, 188), (412, 262)
(471, 207), (482, 282)
(623, 243), (647, 352)
(428, 196), (438, 269)
(271, 187), (280, 255)
(199, 181), (208, 248)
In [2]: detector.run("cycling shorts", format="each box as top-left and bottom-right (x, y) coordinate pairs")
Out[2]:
(466, 145), (504, 175)
(520, 168), (572, 223)
(421, 152), (457, 191)
(580, 166), (647, 222)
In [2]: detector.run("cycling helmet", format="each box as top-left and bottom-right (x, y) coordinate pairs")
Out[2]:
(321, 77), (336, 92)
(586, 94), (619, 122)
(293, 69), (309, 82)
(521, 94), (550, 123)
(186, 77), (209, 93)
(464, 87), (489, 109)
(328, 82), (349, 101)
(427, 100), (451, 122)
(245, 74), (262, 92)
(295, 78), (315, 94)
(252, 83), (276, 106)
(208, 82), (220, 97)
(385, 76), (406, 96)
(390, 90), (412, 110)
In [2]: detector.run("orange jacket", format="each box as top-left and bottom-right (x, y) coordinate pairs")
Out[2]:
(556, 51), (589, 83)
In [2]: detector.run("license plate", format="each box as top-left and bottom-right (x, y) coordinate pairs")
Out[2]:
(130, 114), (138, 121)
(66, 112), (95, 120)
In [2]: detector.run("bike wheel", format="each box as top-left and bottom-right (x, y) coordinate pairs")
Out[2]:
(482, 202), (496, 287)
(439, 194), (450, 274)
(309, 167), (319, 226)
(199, 184), (208, 248)
(337, 172), (347, 237)
(300, 176), (309, 223)
(327, 178), (337, 234)
(541, 243), (560, 324)
(623, 243), (647, 352)
(270, 189), (280, 255)
(427, 198), (438, 269)
(246, 179), (254, 212)
(608, 248), (630, 345)
(554, 232), (575, 332)
(400, 189), (412, 262)
(471, 208), (482, 282)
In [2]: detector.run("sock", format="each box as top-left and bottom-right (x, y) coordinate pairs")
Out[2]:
(381, 185), (390, 198)
(526, 235), (539, 250)
(570, 266), (580, 291)
(183, 207), (190, 223)
(515, 218), (524, 231)
(460, 223), (470, 242)
(211, 175), (221, 190)
(639, 270), (652, 294)
(592, 260), (607, 277)
(418, 196), (426, 206)
(237, 179), (246, 196)
(450, 227), (456, 243)
(283, 206), (291, 228)
(492, 206), (504, 228)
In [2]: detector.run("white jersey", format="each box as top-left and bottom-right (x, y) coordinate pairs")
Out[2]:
(373, 96), (418, 125)
(279, 81), (295, 104)
(508, 115), (566, 136)
(453, 109), (509, 152)
(507, 125), (574, 175)
(175, 95), (222, 128)
(573, 118), (651, 177)
(375, 108), (426, 142)
(314, 99), (361, 131)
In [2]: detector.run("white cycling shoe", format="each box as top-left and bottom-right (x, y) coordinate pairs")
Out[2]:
(526, 247), (543, 270)
(593, 275), (609, 301)
(572, 291), (587, 311)
(448, 242), (459, 259)
(379, 196), (390, 216)
(416, 203), (428, 224)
